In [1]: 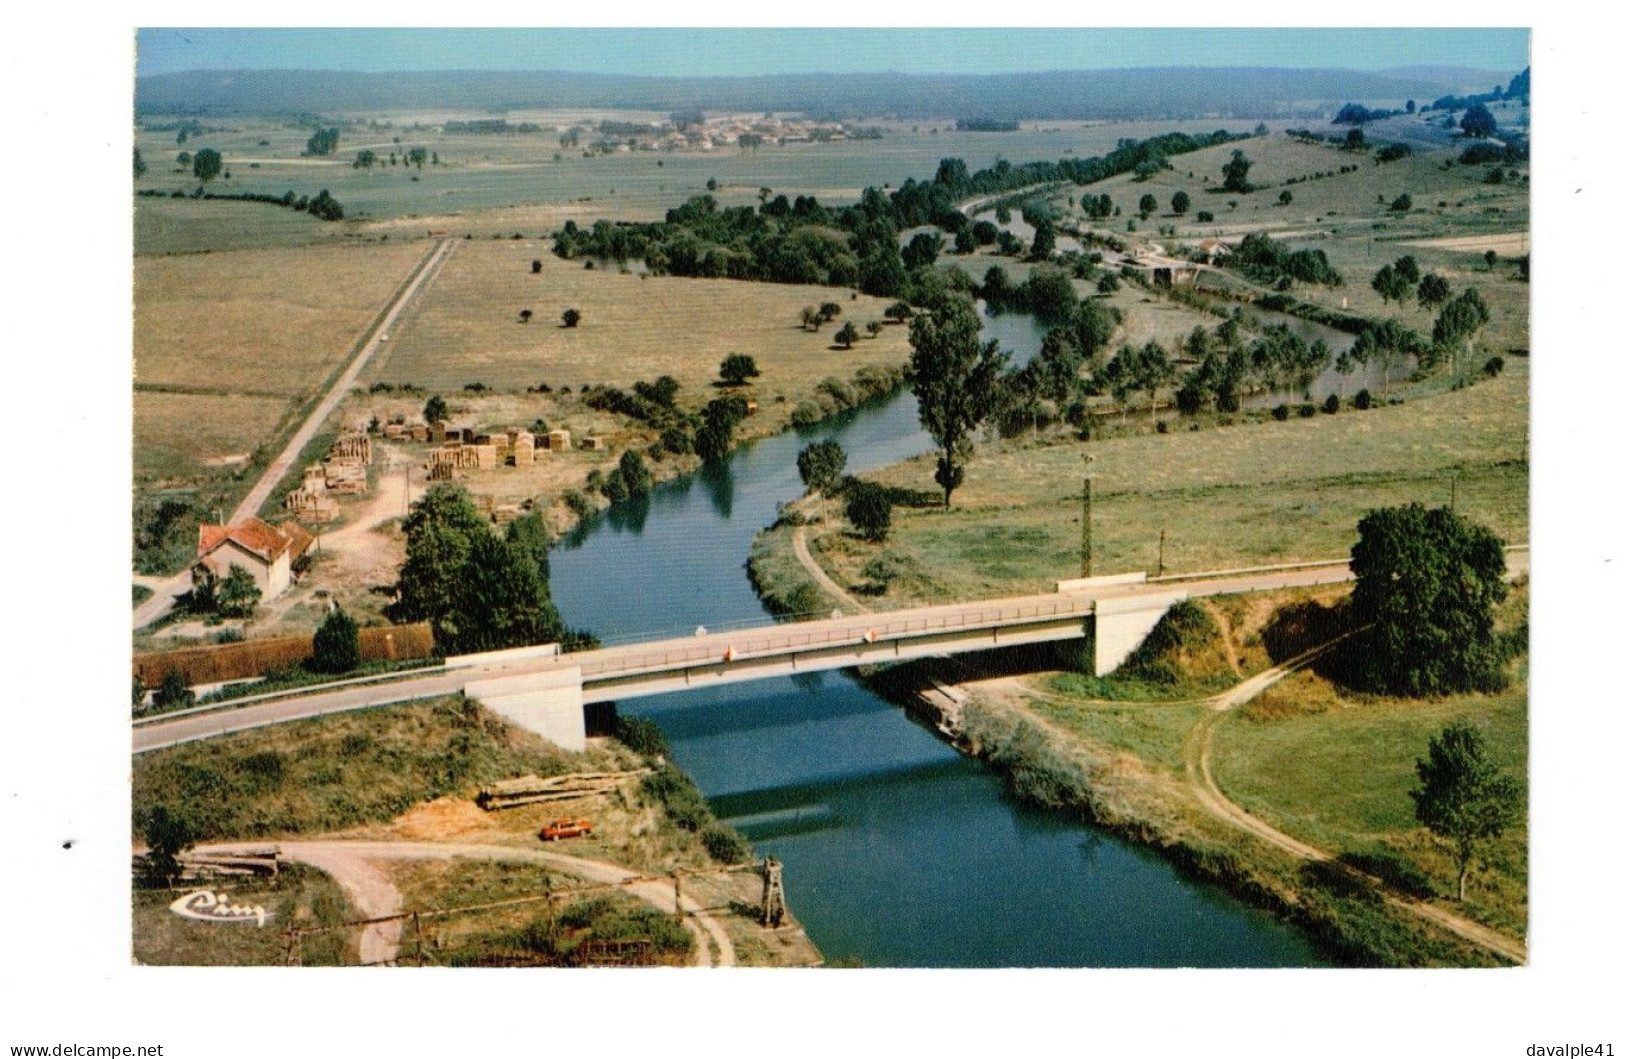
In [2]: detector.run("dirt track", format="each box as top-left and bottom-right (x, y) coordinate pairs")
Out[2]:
(1181, 646), (1528, 964)
(197, 839), (736, 967)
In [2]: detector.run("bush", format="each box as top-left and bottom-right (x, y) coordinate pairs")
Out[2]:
(1353, 388), (1373, 410)
(1483, 356), (1506, 377)
(614, 715), (670, 759)
(561, 490), (596, 519)
(845, 481), (893, 542)
(1271, 404), (1291, 421)
(309, 607), (362, 674)
(617, 450), (653, 497)
(1322, 393), (1341, 414)
(701, 823), (752, 864)
(153, 670), (195, 711)
(790, 400), (823, 427)
(1298, 403), (1317, 418)
(640, 766), (710, 832)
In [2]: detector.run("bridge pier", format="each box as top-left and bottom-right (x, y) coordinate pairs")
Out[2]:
(464, 666), (586, 752)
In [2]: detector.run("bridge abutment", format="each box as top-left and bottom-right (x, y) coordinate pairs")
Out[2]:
(1092, 590), (1189, 676)
(464, 666), (586, 752)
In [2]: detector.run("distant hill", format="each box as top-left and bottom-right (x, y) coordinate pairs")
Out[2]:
(1380, 66), (1521, 94)
(134, 66), (1483, 122)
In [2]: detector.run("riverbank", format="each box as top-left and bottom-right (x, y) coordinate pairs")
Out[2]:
(759, 525), (1527, 965)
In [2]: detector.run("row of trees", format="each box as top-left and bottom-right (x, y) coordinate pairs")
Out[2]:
(548, 130), (1254, 296)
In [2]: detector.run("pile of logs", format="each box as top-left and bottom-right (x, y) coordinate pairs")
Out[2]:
(475, 769), (650, 812)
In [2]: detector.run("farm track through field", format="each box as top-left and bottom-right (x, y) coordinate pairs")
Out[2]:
(1183, 650), (1528, 964)
(132, 238), (459, 630)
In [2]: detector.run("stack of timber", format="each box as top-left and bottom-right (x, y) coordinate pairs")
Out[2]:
(476, 769), (650, 811)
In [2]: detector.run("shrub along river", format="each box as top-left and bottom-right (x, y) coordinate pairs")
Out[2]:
(548, 306), (1322, 966)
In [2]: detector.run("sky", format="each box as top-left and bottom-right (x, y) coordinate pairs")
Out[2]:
(134, 27), (1530, 80)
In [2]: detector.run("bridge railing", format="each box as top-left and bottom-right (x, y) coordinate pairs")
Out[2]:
(579, 595), (1095, 681)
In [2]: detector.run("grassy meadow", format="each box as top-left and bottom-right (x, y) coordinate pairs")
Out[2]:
(367, 238), (913, 434)
(133, 240), (430, 481)
(1212, 669), (1528, 936)
(786, 360), (1527, 608)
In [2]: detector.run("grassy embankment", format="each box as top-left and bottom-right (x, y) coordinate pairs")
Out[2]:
(132, 696), (794, 964)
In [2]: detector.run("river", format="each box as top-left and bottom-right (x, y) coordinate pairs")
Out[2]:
(548, 305), (1322, 967)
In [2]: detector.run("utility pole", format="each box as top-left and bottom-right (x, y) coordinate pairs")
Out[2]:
(1080, 477), (1092, 579)
(1079, 453), (1097, 579)
(1157, 529), (1166, 579)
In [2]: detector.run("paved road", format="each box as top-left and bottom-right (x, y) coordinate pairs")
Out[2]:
(132, 551), (1525, 755)
(132, 237), (458, 630)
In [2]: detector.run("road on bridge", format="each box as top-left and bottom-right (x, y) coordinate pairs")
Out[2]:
(131, 550), (1525, 755)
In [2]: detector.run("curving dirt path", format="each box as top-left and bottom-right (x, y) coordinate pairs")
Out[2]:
(196, 839), (736, 967)
(792, 525), (869, 614)
(1180, 644), (1528, 964)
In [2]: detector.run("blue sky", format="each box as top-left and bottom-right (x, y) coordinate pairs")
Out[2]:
(135, 28), (1529, 79)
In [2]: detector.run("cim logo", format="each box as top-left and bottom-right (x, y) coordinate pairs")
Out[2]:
(168, 889), (275, 927)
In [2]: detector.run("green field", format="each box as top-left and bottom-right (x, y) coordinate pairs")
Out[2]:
(1211, 665), (1528, 937)
(136, 114), (1270, 253)
(791, 362), (1527, 607)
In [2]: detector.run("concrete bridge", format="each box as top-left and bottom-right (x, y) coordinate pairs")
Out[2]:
(463, 572), (1189, 750)
(131, 551), (1527, 756)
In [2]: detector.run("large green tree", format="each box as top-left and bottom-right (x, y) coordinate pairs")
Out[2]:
(216, 564), (261, 618)
(391, 483), (495, 625)
(1221, 149), (1252, 193)
(1411, 721), (1521, 901)
(719, 353), (760, 386)
(1460, 103), (1498, 139)
(796, 439), (847, 495)
(1347, 504), (1509, 696)
(143, 806), (195, 885)
(191, 148), (222, 184)
(439, 531), (564, 654)
(908, 298), (1008, 508)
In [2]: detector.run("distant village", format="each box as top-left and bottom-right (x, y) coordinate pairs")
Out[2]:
(447, 112), (883, 156)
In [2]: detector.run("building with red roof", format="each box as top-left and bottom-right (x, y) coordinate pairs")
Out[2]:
(193, 517), (313, 602)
